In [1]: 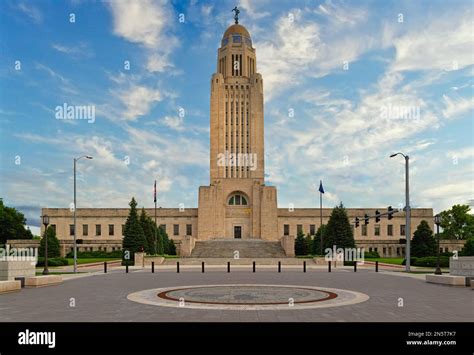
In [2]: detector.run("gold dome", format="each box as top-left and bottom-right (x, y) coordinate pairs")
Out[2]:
(222, 24), (251, 39)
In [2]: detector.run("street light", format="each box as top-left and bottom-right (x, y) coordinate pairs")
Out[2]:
(73, 155), (93, 273)
(434, 214), (442, 275)
(390, 152), (411, 272)
(42, 215), (50, 275)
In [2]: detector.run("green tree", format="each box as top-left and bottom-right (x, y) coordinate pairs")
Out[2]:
(122, 198), (147, 263)
(311, 225), (327, 256)
(411, 220), (436, 257)
(460, 237), (474, 256)
(139, 208), (153, 254)
(294, 230), (307, 256)
(304, 234), (313, 255)
(324, 203), (355, 251)
(439, 204), (474, 239)
(39, 226), (60, 258)
(167, 239), (177, 255)
(0, 199), (34, 244)
(157, 226), (165, 255)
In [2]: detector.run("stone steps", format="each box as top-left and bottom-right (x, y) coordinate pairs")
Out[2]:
(190, 239), (287, 258)
(163, 258), (307, 265)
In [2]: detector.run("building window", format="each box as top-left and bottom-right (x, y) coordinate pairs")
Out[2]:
(387, 224), (393, 236)
(361, 225), (367, 236)
(374, 247), (378, 252)
(369, 247), (372, 252)
(96, 224), (101, 236)
(383, 247), (386, 255)
(159, 224), (166, 233)
(173, 224), (179, 236)
(374, 225), (380, 236)
(228, 193), (248, 205)
(83, 224), (88, 236)
(297, 224), (303, 234)
(396, 247), (400, 256)
(284, 224), (289, 236)
(122, 224), (125, 235)
(109, 224), (114, 236)
(400, 225), (406, 236)
(69, 224), (74, 236)
(51, 224), (56, 233)
(309, 224), (316, 235)
(186, 224), (192, 236)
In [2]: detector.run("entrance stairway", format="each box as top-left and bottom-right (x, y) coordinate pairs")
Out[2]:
(189, 239), (287, 258)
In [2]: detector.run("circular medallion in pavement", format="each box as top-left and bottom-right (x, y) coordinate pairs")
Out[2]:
(127, 284), (369, 310)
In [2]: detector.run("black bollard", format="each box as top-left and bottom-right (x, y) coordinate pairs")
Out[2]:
(104, 261), (107, 273)
(328, 261), (331, 272)
(354, 261), (357, 272)
(202, 261), (205, 273)
(278, 261), (281, 273)
(375, 261), (378, 272)
(177, 261), (180, 273)
(126, 264), (129, 273)
(227, 261), (230, 273)
(152, 261), (155, 273)
(303, 261), (306, 273)
(253, 261), (256, 273)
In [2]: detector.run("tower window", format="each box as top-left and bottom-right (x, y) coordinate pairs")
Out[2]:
(228, 193), (248, 206)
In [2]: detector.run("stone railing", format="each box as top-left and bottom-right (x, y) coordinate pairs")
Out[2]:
(179, 236), (196, 257)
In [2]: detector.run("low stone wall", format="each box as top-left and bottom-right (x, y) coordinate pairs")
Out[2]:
(0, 280), (21, 294)
(143, 256), (165, 266)
(313, 255), (344, 267)
(25, 275), (62, 288)
(280, 235), (295, 257)
(450, 256), (474, 277)
(0, 260), (36, 281)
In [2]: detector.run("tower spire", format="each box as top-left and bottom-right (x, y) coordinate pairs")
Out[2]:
(232, 6), (240, 24)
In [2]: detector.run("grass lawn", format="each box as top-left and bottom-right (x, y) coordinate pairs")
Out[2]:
(365, 257), (404, 265)
(66, 258), (121, 265)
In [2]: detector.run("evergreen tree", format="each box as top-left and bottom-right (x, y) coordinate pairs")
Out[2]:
(312, 224), (327, 255)
(324, 203), (355, 251)
(411, 220), (436, 257)
(39, 226), (60, 258)
(294, 230), (307, 256)
(157, 226), (165, 255)
(304, 234), (313, 255)
(167, 239), (177, 255)
(122, 198), (147, 263)
(139, 208), (153, 254)
(460, 237), (474, 256)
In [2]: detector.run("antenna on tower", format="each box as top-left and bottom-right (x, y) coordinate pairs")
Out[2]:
(232, 6), (240, 24)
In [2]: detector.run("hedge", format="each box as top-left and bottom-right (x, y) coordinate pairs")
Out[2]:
(65, 250), (122, 259)
(36, 257), (69, 267)
(402, 256), (449, 267)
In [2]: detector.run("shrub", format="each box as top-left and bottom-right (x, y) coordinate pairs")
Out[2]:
(167, 240), (177, 256)
(364, 251), (380, 258)
(402, 257), (418, 265)
(36, 257), (68, 267)
(413, 256), (449, 267)
(65, 250), (122, 258)
(460, 237), (474, 256)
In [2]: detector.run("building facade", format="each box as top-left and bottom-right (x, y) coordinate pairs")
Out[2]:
(41, 22), (434, 257)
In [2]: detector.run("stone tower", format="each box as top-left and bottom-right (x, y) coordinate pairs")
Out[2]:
(197, 20), (278, 241)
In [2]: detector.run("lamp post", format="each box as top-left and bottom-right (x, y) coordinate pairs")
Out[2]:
(434, 214), (442, 275)
(74, 155), (93, 273)
(390, 152), (411, 272)
(42, 215), (50, 275)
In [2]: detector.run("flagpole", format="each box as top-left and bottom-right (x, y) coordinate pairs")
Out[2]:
(154, 180), (157, 255)
(320, 185), (323, 255)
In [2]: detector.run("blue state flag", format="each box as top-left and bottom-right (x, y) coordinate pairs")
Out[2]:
(318, 180), (325, 194)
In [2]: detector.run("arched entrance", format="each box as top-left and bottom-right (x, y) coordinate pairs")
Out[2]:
(225, 191), (251, 239)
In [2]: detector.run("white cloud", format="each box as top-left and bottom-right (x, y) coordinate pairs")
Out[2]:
(442, 94), (474, 120)
(391, 13), (473, 72)
(51, 42), (93, 58)
(161, 115), (184, 131)
(116, 85), (163, 121)
(16, 2), (42, 24)
(107, 0), (178, 73)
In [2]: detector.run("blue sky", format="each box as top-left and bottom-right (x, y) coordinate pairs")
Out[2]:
(0, 0), (473, 229)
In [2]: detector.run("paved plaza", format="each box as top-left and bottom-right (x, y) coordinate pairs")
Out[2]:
(1, 267), (472, 322)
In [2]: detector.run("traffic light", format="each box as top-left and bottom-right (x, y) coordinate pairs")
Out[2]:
(355, 217), (359, 228)
(364, 214), (369, 225)
(375, 210), (381, 223)
(388, 206), (394, 220)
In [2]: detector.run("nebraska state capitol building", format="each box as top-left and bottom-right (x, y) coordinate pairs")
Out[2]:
(41, 20), (435, 258)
